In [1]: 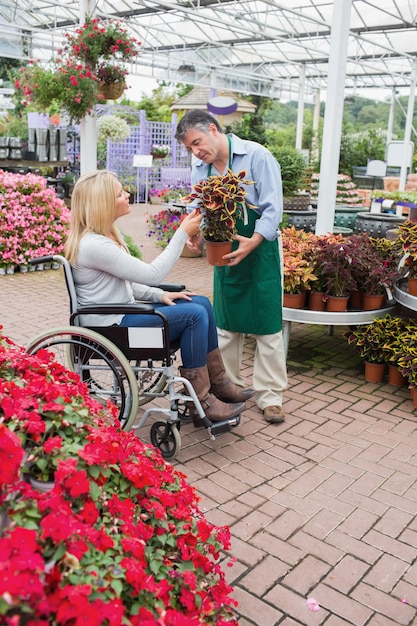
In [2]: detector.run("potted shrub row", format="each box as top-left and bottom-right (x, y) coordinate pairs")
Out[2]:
(281, 227), (401, 311)
(344, 315), (417, 403)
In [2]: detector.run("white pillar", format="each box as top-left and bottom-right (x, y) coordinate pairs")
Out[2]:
(315, 0), (352, 235)
(387, 87), (396, 145)
(311, 89), (321, 164)
(79, 0), (97, 176)
(295, 65), (305, 151)
(399, 61), (417, 192)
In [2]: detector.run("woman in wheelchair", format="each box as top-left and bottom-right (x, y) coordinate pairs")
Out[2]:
(65, 170), (254, 425)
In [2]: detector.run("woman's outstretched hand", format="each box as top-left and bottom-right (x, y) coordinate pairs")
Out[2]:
(180, 208), (202, 238)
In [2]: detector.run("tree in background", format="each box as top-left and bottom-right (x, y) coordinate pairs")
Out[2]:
(224, 95), (272, 145)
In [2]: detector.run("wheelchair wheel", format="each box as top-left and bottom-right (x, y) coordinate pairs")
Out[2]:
(134, 363), (167, 406)
(150, 421), (181, 460)
(26, 327), (139, 431)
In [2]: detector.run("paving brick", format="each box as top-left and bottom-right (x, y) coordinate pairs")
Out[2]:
(326, 529), (382, 564)
(288, 530), (343, 565)
(264, 583), (328, 624)
(363, 529), (417, 563)
(228, 536), (266, 567)
(337, 508), (380, 539)
(282, 554), (331, 595)
(370, 488), (417, 516)
(265, 509), (310, 540)
(323, 554), (369, 594)
(251, 530), (305, 566)
(392, 581), (417, 609)
(373, 506), (414, 538)
(312, 582), (373, 624)
(239, 554), (289, 596)
(231, 510), (273, 542)
(351, 581), (416, 624)
(233, 585), (283, 625)
(363, 553), (408, 592)
(302, 509), (346, 539)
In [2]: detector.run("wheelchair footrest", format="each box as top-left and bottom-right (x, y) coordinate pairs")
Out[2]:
(208, 415), (241, 438)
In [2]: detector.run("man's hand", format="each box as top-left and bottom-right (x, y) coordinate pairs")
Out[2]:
(161, 291), (197, 306)
(186, 230), (203, 254)
(222, 233), (264, 266)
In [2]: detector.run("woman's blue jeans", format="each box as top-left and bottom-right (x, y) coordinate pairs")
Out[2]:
(119, 295), (218, 368)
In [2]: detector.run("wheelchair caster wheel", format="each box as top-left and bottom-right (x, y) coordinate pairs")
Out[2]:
(150, 421), (181, 460)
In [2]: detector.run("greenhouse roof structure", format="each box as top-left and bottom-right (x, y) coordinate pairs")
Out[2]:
(3, 0), (417, 102)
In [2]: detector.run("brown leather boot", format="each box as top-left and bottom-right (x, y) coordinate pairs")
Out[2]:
(179, 365), (245, 427)
(206, 348), (255, 403)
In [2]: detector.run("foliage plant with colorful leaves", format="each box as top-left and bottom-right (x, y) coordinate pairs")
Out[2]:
(181, 169), (255, 242)
(0, 170), (70, 271)
(0, 329), (238, 625)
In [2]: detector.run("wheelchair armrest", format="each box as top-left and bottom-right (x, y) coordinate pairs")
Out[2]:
(74, 303), (155, 315)
(158, 283), (186, 292)
(70, 303), (160, 327)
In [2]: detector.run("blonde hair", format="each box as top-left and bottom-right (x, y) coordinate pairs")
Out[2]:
(65, 170), (125, 264)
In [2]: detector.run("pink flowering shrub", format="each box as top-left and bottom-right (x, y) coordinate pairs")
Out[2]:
(310, 173), (363, 206)
(0, 329), (238, 625)
(0, 170), (70, 270)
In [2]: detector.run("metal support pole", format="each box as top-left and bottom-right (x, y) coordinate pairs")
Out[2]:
(315, 0), (352, 235)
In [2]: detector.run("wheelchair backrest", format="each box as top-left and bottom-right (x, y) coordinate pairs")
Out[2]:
(33, 254), (174, 363)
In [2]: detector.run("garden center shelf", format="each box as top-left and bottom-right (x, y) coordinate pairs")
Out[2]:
(393, 279), (417, 313)
(282, 304), (396, 359)
(0, 159), (69, 174)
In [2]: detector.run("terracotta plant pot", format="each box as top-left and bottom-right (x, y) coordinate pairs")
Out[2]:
(387, 364), (405, 387)
(349, 290), (363, 309)
(204, 240), (233, 266)
(364, 361), (385, 383)
(326, 295), (349, 312)
(408, 276), (417, 297)
(283, 292), (306, 309)
(308, 291), (326, 311)
(362, 293), (386, 311)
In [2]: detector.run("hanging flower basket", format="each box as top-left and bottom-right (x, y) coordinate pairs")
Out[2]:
(100, 81), (126, 100)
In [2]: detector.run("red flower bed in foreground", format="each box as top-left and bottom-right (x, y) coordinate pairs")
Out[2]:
(0, 329), (238, 625)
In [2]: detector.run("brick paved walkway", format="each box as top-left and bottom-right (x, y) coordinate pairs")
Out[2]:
(1, 203), (417, 625)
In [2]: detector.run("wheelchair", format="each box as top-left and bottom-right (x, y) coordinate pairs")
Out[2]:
(26, 255), (241, 459)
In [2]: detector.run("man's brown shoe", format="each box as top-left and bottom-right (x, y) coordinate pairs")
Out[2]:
(263, 405), (285, 423)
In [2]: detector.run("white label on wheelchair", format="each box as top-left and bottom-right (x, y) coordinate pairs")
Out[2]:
(128, 327), (164, 349)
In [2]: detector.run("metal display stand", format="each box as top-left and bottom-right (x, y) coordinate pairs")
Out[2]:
(133, 154), (153, 203)
(282, 304), (396, 359)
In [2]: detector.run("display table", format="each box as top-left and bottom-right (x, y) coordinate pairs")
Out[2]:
(0, 160), (69, 173)
(282, 304), (396, 358)
(393, 280), (417, 312)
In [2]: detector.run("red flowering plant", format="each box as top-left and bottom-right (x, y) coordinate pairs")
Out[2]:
(14, 59), (103, 123)
(14, 15), (140, 122)
(0, 329), (238, 625)
(59, 16), (140, 68)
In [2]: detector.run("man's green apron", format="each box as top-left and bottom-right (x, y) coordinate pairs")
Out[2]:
(208, 141), (282, 335)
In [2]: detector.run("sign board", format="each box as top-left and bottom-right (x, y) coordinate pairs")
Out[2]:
(366, 160), (387, 177)
(385, 141), (414, 168)
(0, 88), (15, 95)
(0, 99), (15, 110)
(133, 154), (153, 168)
